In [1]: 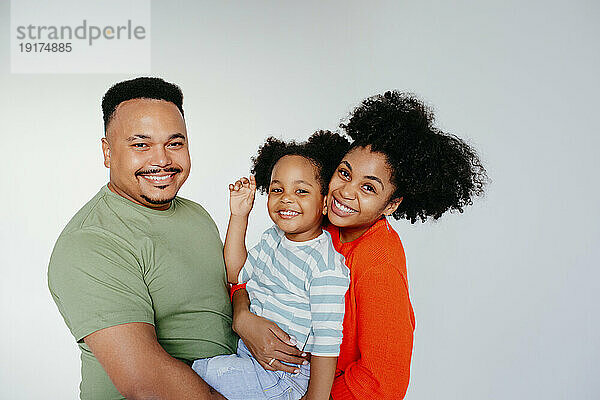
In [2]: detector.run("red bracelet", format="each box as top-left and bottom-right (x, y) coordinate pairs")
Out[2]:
(230, 283), (247, 301)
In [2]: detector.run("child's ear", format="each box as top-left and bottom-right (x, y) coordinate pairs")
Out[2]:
(322, 196), (328, 215)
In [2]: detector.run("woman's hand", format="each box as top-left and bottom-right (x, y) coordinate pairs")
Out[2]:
(232, 291), (307, 373)
(229, 176), (256, 217)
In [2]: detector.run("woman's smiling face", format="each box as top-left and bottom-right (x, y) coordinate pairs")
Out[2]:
(327, 146), (402, 242)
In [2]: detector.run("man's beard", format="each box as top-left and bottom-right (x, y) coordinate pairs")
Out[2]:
(137, 167), (182, 205)
(141, 193), (176, 205)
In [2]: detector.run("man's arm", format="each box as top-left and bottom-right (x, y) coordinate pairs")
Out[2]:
(84, 322), (226, 400)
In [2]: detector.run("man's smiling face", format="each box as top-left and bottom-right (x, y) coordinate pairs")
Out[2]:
(101, 98), (191, 210)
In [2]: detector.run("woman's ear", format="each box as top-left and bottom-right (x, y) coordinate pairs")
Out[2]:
(322, 196), (328, 215)
(383, 197), (403, 216)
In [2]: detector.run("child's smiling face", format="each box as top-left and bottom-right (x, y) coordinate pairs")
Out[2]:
(267, 155), (326, 242)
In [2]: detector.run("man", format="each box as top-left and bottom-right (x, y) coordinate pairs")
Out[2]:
(48, 77), (237, 399)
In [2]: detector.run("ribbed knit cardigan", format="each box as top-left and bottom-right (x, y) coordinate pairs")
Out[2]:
(326, 218), (415, 399)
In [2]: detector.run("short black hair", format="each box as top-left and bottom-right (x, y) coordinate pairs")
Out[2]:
(342, 91), (488, 223)
(251, 130), (351, 196)
(101, 77), (184, 132)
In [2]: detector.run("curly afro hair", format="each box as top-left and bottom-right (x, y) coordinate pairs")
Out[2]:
(101, 77), (184, 132)
(342, 90), (488, 223)
(251, 130), (351, 196)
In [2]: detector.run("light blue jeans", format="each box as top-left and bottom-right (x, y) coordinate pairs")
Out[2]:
(192, 339), (310, 400)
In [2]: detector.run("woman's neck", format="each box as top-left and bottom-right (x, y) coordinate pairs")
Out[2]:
(338, 217), (385, 243)
(339, 225), (371, 244)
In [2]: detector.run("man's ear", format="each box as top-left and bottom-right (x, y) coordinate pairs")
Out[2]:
(322, 196), (328, 215)
(383, 197), (403, 216)
(101, 137), (111, 168)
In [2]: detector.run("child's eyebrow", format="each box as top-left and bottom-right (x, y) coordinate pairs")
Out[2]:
(294, 180), (314, 187)
(270, 179), (314, 187)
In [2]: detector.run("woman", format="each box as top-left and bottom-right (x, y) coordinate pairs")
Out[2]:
(231, 91), (487, 399)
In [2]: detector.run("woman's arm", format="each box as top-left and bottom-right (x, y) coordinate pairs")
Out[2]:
(231, 288), (307, 373)
(330, 266), (414, 400)
(223, 176), (255, 283)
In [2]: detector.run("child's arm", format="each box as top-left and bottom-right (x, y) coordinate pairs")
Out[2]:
(224, 176), (256, 283)
(303, 355), (337, 400)
(303, 252), (350, 400)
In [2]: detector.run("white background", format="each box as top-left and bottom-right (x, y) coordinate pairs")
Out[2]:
(1, 1), (598, 399)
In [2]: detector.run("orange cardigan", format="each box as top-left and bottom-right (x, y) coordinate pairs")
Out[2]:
(326, 218), (415, 400)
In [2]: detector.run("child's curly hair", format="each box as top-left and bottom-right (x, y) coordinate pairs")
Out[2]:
(251, 130), (351, 196)
(343, 91), (488, 223)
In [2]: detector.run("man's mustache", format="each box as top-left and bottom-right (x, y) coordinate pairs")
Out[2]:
(135, 167), (182, 176)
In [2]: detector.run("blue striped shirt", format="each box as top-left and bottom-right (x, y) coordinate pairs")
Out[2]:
(239, 226), (350, 357)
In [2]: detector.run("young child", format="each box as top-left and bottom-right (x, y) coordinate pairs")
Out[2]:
(192, 131), (351, 400)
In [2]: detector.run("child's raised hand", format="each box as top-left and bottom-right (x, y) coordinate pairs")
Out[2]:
(229, 175), (256, 217)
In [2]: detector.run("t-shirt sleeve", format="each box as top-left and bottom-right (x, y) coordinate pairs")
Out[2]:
(308, 250), (350, 357)
(237, 241), (261, 284)
(238, 226), (278, 283)
(48, 228), (154, 342)
(330, 262), (414, 400)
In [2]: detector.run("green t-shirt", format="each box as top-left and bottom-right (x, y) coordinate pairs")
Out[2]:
(48, 185), (238, 399)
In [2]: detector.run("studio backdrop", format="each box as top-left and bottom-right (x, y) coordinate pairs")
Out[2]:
(1, 1), (598, 399)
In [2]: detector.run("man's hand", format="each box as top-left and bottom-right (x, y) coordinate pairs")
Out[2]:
(229, 176), (256, 217)
(84, 322), (226, 399)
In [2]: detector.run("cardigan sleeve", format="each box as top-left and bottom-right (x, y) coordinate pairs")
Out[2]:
(330, 262), (415, 400)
